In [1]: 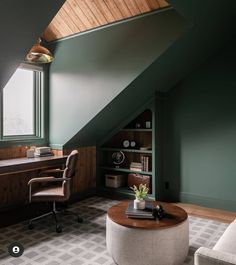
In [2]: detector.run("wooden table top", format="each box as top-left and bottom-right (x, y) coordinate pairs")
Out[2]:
(107, 201), (188, 229)
(0, 155), (67, 175)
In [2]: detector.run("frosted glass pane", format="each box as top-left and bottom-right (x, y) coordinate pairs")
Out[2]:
(3, 69), (34, 136)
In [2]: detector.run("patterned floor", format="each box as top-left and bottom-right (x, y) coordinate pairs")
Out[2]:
(0, 196), (229, 265)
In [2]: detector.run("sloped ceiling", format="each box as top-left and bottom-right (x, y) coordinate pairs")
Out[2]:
(49, 8), (188, 148)
(64, 0), (236, 148)
(0, 0), (65, 91)
(43, 0), (169, 42)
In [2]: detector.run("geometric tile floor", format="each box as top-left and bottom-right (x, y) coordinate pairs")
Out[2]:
(0, 196), (229, 265)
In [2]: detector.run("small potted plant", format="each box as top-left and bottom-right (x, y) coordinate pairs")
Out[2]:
(130, 183), (149, 209)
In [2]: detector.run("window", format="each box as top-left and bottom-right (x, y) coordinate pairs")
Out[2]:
(0, 64), (47, 143)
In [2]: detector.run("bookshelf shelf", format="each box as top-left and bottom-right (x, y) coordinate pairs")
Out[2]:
(97, 108), (156, 199)
(101, 147), (152, 154)
(98, 186), (155, 200)
(101, 166), (153, 176)
(121, 129), (152, 132)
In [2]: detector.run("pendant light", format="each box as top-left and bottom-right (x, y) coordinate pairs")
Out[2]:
(26, 38), (53, 63)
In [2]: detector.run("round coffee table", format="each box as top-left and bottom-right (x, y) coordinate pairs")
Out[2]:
(106, 201), (189, 265)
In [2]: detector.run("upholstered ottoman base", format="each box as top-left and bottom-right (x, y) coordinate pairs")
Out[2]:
(106, 215), (189, 265)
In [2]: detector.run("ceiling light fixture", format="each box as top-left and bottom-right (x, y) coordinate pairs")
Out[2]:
(26, 38), (53, 64)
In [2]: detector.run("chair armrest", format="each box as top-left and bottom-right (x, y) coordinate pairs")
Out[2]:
(195, 247), (236, 265)
(28, 177), (55, 185)
(28, 177), (70, 185)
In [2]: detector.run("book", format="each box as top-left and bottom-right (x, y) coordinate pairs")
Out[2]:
(35, 147), (51, 154)
(130, 162), (142, 172)
(141, 155), (152, 172)
(129, 167), (142, 172)
(34, 152), (54, 157)
(130, 162), (142, 168)
(125, 202), (155, 219)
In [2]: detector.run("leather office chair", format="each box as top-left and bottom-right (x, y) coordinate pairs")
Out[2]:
(28, 150), (83, 233)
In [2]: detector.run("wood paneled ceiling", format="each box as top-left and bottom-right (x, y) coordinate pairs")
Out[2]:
(42, 0), (169, 42)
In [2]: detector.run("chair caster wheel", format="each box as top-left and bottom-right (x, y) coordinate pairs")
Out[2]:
(28, 223), (34, 230)
(56, 225), (62, 233)
(77, 217), (83, 223)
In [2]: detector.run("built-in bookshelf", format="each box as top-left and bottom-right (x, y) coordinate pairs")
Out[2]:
(97, 108), (156, 199)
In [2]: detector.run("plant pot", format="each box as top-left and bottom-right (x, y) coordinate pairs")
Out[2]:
(134, 199), (145, 210)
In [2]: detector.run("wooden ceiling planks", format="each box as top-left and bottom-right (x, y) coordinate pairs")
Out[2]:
(42, 0), (169, 42)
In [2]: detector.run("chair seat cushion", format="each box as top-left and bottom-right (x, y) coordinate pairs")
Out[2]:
(31, 185), (66, 202)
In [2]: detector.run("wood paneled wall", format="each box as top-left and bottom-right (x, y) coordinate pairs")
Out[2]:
(64, 146), (96, 193)
(51, 149), (63, 156)
(0, 169), (39, 208)
(0, 145), (96, 209)
(0, 146), (28, 160)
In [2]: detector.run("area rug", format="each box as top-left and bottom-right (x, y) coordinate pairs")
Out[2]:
(0, 196), (229, 265)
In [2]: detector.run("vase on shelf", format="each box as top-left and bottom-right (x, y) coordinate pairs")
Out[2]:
(133, 198), (145, 210)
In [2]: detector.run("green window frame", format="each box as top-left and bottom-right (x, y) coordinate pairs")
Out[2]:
(0, 63), (48, 147)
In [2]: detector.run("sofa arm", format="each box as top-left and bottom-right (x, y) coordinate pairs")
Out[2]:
(195, 247), (236, 265)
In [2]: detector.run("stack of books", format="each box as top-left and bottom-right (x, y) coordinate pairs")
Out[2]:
(141, 155), (151, 172)
(34, 147), (54, 157)
(125, 202), (155, 219)
(130, 162), (142, 172)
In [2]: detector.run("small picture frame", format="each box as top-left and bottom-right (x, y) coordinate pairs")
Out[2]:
(145, 121), (151, 129)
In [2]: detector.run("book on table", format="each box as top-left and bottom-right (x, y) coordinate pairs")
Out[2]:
(125, 201), (155, 219)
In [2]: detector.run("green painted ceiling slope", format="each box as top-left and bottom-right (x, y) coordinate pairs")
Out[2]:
(65, 0), (235, 148)
(49, 9), (188, 148)
(0, 0), (65, 91)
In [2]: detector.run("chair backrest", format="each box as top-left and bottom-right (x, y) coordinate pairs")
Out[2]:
(62, 150), (78, 200)
(63, 150), (78, 179)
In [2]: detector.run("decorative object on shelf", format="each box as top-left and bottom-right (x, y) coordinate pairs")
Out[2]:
(130, 183), (149, 210)
(152, 205), (165, 220)
(128, 173), (151, 192)
(145, 121), (151, 129)
(130, 140), (137, 149)
(111, 151), (125, 168)
(26, 38), (54, 64)
(122, 140), (130, 148)
(105, 174), (126, 188)
(140, 146), (152, 151)
(129, 162), (142, 172)
(135, 123), (141, 128)
(26, 148), (35, 158)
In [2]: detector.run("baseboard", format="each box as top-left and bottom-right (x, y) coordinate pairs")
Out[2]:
(180, 192), (236, 212)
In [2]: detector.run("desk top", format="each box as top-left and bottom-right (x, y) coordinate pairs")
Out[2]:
(0, 155), (67, 174)
(107, 201), (188, 229)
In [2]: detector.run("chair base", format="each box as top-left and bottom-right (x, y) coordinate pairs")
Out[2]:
(28, 202), (83, 233)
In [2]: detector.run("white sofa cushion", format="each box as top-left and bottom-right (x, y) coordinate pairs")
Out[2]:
(195, 247), (236, 265)
(213, 219), (236, 255)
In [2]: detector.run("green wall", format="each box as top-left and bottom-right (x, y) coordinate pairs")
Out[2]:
(164, 38), (236, 211)
(65, 0), (234, 149)
(48, 9), (187, 148)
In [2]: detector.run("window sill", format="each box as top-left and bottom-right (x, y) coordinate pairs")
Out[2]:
(0, 137), (48, 148)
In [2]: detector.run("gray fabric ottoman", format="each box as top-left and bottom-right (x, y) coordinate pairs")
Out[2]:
(106, 212), (189, 265)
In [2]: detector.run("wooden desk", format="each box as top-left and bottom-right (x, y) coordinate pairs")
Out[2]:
(0, 155), (67, 209)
